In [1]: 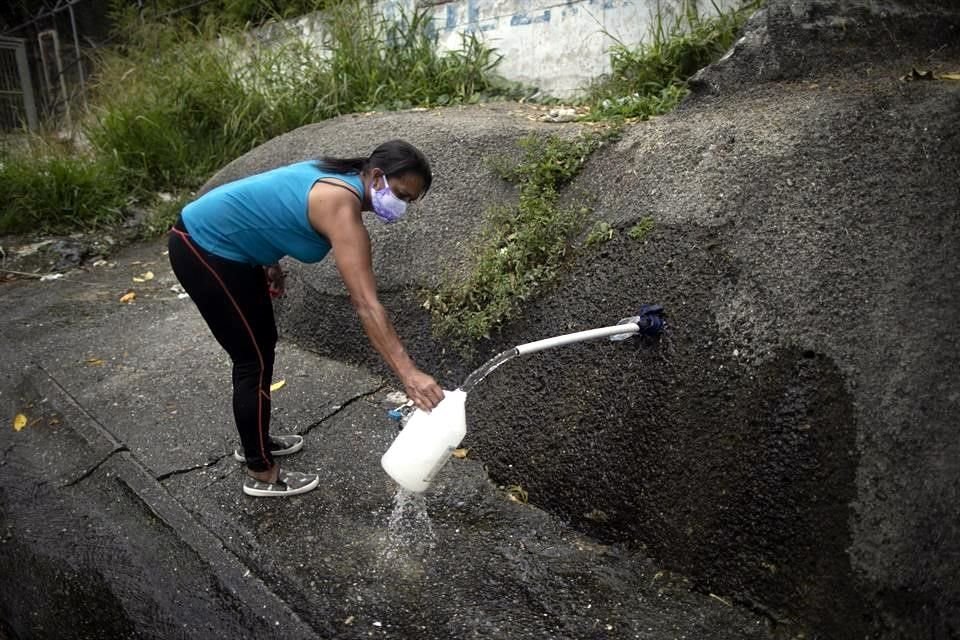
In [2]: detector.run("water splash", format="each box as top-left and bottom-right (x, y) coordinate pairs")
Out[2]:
(381, 487), (436, 562)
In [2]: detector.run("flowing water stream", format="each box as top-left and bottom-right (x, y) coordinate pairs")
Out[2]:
(381, 487), (436, 562)
(458, 348), (519, 394)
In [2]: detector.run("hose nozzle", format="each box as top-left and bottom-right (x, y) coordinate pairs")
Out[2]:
(610, 304), (666, 341)
(636, 304), (665, 337)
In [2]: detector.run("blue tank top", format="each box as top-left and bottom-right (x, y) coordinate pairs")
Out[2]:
(180, 161), (363, 265)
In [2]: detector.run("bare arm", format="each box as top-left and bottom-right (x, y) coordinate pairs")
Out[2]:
(308, 184), (443, 410)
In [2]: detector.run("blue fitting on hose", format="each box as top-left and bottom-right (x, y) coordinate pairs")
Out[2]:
(387, 401), (415, 430)
(636, 304), (665, 337)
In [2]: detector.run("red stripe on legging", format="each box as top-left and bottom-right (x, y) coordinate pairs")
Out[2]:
(171, 227), (270, 466)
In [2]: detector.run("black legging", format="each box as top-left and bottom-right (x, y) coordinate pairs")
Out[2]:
(168, 218), (277, 472)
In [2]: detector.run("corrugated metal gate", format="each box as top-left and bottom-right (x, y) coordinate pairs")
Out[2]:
(0, 36), (38, 131)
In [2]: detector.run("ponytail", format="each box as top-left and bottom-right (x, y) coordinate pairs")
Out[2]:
(314, 156), (367, 174)
(315, 140), (432, 194)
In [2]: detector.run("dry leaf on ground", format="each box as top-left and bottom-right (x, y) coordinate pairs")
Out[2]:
(507, 484), (529, 503)
(13, 414), (28, 431)
(270, 379), (286, 392)
(119, 291), (136, 303)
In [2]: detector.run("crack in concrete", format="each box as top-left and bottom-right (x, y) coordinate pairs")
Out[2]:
(31, 364), (134, 488)
(155, 454), (232, 482)
(61, 445), (128, 487)
(301, 382), (388, 436)
(154, 384), (386, 484)
(197, 461), (242, 491)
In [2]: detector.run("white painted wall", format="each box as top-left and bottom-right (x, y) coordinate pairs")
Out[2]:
(281, 0), (740, 100)
(417, 0), (738, 99)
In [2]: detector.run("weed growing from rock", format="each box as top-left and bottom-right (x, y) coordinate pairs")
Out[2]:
(628, 217), (655, 241)
(586, 221), (616, 246)
(426, 130), (619, 345)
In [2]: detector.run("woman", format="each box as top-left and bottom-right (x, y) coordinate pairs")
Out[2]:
(168, 139), (445, 498)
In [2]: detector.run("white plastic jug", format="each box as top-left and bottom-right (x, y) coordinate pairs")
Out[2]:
(381, 389), (467, 492)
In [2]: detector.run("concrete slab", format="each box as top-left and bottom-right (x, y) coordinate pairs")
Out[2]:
(0, 364), (317, 639)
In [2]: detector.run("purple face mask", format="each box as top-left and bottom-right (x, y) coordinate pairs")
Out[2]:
(371, 174), (408, 223)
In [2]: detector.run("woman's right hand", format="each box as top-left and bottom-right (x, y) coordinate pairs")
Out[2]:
(403, 369), (445, 412)
(265, 264), (286, 298)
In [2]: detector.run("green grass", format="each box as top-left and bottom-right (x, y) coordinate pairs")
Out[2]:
(320, 0), (509, 112)
(86, 19), (287, 192)
(584, 0), (760, 120)
(1, 0), (513, 233)
(109, 0), (329, 30)
(0, 140), (127, 234)
(426, 130), (619, 344)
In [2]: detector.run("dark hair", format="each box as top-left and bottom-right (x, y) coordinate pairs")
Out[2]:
(315, 139), (432, 195)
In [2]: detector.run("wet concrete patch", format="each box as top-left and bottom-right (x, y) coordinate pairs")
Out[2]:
(0, 512), (138, 640)
(163, 392), (776, 639)
(0, 370), (310, 640)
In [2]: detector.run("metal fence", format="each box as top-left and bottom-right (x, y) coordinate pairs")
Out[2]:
(0, 36), (38, 131)
(1, 0), (214, 133)
(1, 0), (93, 132)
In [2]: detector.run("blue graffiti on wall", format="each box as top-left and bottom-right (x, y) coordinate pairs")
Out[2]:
(561, 0), (579, 18)
(435, 0), (636, 34)
(443, 0), (497, 32)
(510, 9), (550, 25)
(587, 0), (628, 8)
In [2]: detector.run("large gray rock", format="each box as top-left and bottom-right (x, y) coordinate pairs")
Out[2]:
(472, 77), (960, 638)
(200, 1), (960, 637)
(466, 3), (960, 639)
(690, 0), (960, 94)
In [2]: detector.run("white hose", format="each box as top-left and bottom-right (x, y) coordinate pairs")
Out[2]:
(515, 323), (640, 356)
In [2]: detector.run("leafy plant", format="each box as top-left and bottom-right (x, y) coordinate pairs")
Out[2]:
(628, 216), (655, 240)
(586, 221), (616, 246)
(426, 130), (619, 344)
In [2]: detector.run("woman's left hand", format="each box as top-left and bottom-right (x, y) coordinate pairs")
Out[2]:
(265, 264), (286, 298)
